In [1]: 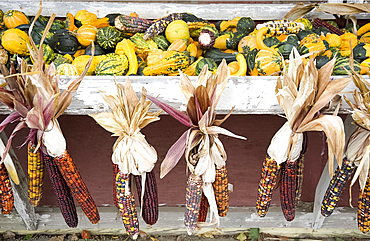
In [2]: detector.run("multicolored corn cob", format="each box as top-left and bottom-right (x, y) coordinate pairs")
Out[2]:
(213, 165), (229, 217)
(0, 163), (14, 214)
(44, 154), (78, 227)
(115, 15), (153, 33)
(279, 160), (297, 221)
(134, 170), (159, 226)
(312, 18), (344, 36)
(113, 164), (119, 209)
(321, 157), (355, 217)
(27, 142), (44, 207)
(198, 193), (209, 223)
(256, 155), (281, 217)
(54, 151), (100, 224)
(116, 171), (139, 239)
(256, 20), (304, 35)
(143, 13), (182, 40)
(185, 173), (203, 235)
(295, 154), (305, 206)
(358, 175), (370, 233)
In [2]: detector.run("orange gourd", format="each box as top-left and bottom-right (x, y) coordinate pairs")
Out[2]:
(77, 25), (97, 47)
(74, 10), (97, 25)
(4, 10), (29, 29)
(167, 38), (188, 52)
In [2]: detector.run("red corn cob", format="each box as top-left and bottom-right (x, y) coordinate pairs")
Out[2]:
(113, 164), (119, 209)
(279, 160), (297, 221)
(358, 175), (370, 233)
(54, 151), (100, 224)
(0, 163), (14, 214)
(213, 166), (229, 217)
(198, 193), (209, 222)
(185, 173), (203, 235)
(44, 154), (78, 227)
(27, 142), (44, 207)
(256, 155), (281, 217)
(116, 171), (139, 239)
(311, 18), (344, 35)
(134, 170), (159, 226)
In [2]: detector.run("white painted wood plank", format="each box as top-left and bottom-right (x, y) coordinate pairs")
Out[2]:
(0, 132), (37, 230)
(0, 1), (369, 20)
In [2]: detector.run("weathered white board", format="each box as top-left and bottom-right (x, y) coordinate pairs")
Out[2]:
(0, 0), (369, 20)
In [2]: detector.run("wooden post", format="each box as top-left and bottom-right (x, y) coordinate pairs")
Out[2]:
(0, 132), (37, 230)
(312, 115), (357, 230)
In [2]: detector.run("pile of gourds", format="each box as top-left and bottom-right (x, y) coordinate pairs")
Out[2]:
(0, 8), (369, 77)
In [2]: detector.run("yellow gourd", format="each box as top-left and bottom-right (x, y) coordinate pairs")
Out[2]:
(72, 55), (107, 75)
(230, 54), (247, 76)
(1, 28), (30, 55)
(165, 20), (190, 43)
(74, 10), (98, 25)
(115, 39), (138, 76)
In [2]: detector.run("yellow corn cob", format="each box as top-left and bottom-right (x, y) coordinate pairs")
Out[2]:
(27, 142), (44, 207)
(185, 173), (203, 235)
(213, 165), (229, 217)
(256, 20), (304, 35)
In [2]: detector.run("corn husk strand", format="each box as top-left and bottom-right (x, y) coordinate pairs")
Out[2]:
(259, 48), (350, 220)
(147, 61), (246, 233)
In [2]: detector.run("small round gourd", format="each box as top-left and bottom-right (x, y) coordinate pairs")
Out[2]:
(96, 26), (123, 49)
(324, 33), (342, 48)
(1, 28), (30, 55)
(77, 25), (97, 47)
(4, 10), (29, 29)
(165, 20), (190, 43)
(255, 48), (283, 76)
(57, 63), (78, 76)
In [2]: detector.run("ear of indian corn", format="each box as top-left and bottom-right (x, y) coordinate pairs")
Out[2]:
(257, 20), (304, 35)
(27, 142), (44, 207)
(43, 154), (78, 227)
(256, 155), (281, 217)
(113, 164), (119, 209)
(54, 151), (100, 224)
(143, 13), (182, 40)
(185, 173), (203, 235)
(279, 160), (297, 221)
(358, 175), (370, 233)
(295, 154), (305, 206)
(213, 165), (229, 217)
(0, 163), (14, 214)
(311, 18), (344, 35)
(116, 171), (139, 239)
(321, 157), (355, 217)
(134, 170), (159, 226)
(198, 193), (209, 223)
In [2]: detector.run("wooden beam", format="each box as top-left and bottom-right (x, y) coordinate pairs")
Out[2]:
(0, 132), (37, 230)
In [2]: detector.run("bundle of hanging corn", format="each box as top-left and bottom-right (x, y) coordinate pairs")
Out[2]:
(147, 60), (246, 235)
(90, 79), (162, 239)
(0, 7), (99, 227)
(331, 62), (370, 233)
(256, 48), (351, 221)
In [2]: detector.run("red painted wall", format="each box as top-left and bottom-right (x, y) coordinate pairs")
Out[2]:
(1, 114), (359, 208)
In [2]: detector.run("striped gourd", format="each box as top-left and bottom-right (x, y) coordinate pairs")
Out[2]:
(134, 170), (159, 226)
(95, 56), (128, 76)
(143, 13), (182, 40)
(333, 57), (361, 75)
(213, 165), (229, 217)
(256, 155), (281, 217)
(116, 171), (139, 239)
(54, 151), (100, 224)
(27, 142), (44, 207)
(321, 157), (355, 217)
(279, 160), (297, 221)
(185, 173), (203, 235)
(198, 193), (209, 222)
(358, 175), (370, 233)
(44, 154), (78, 227)
(57, 63), (78, 76)
(143, 50), (190, 76)
(96, 26), (124, 50)
(0, 163), (14, 214)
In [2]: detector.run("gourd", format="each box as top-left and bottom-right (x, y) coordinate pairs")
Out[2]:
(72, 55), (106, 75)
(31, 15), (49, 28)
(236, 17), (255, 35)
(315, 55), (330, 70)
(230, 53), (247, 76)
(95, 55), (128, 76)
(130, 33), (158, 57)
(299, 40), (329, 57)
(143, 50), (190, 76)
(214, 32), (244, 50)
(85, 44), (106, 56)
(294, 18), (312, 30)
(31, 26), (58, 46)
(165, 20), (190, 43)
(0, 46), (8, 65)
(324, 33), (341, 48)
(77, 25), (97, 47)
(219, 17), (240, 32)
(277, 42), (296, 59)
(195, 58), (217, 75)
(353, 43), (370, 63)
(339, 32), (358, 57)
(143, 13), (182, 40)
(357, 22), (370, 37)
(73, 49), (85, 58)
(57, 63), (78, 76)
(204, 47), (237, 64)
(167, 38), (188, 52)
(263, 36), (281, 48)
(74, 10), (98, 25)
(255, 48), (282, 76)
(333, 57), (361, 75)
(153, 35), (170, 50)
(183, 56), (203, 76)
(186, 42), (199, 60)
(4, 10), (29, 29)
(360, 58), (370, 75)
(52, 29), (79, 55)
(50, 20), (66, 32)
(190, 25), (219, 38)
(96, 26), (123, 49)
(246, 48), (258, 76)
(91, 18), (110, 29)
(1, 28), (30, 55)
(65, 13), (78, 32)
(360, 32), (370, 44)
(53, 55), (72, 68)
(228, 61), (239, 75)
(238, 35), (257, 54)
(37, 44), (55, 65)
(115, 39), (138, 75)
(299, 33), (321, 47)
